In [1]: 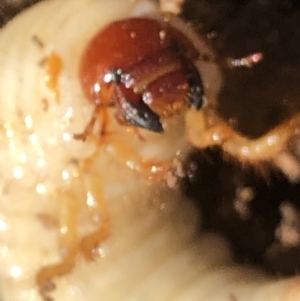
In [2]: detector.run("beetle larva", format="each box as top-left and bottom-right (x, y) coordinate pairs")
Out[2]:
(0, 0), (218, 299)
(0, 0), (300, 301)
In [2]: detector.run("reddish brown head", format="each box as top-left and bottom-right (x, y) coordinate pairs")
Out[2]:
(80, 17), (204, 133)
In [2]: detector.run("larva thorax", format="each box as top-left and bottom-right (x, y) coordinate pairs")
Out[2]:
(0, 0), (221, 299)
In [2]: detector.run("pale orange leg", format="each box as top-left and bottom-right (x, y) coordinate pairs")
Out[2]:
(36, 171), (110, 299)
(103, 137), (171, 180)
(73, 106), (103, 141)
(37, 92), (172, 298)
(79, 172), (110, 260)
(74, 133), (173, 262)
(186, 108), (300, 170)
(73, 134), (171, 260)
(79, 125), (171, 181)
(36, 188), (81, 300)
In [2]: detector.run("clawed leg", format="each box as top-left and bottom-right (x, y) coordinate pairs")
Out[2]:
(37, 256), (76, 301)
(186, 109), (300, 170)
(77, 112), (172, 180)
(36, 170), (110, 300)
(36, 187), (81, 300)
(36, 131), (169, 299)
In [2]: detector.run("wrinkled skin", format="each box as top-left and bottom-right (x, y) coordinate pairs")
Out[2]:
(3, 0), (300, 279)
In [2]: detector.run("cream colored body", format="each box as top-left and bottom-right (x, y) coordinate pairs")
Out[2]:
(0, 0), (299, 300)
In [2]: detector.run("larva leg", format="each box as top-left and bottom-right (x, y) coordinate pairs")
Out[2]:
(79, 172), (110, 260)
(104, 138), (171, 180)
(79, 119), (172, 180)
(37, 256), (76, 301)
(73, 105), (110, 142)
(36, 189), (82, 299)
(37, 135), (167, 297)
(36, 172), (110, 298)
(74, 136), (172, 262)
(74, 104), (171, 181)
(187, 109), (300, 167)
(79, 131), (171, 181)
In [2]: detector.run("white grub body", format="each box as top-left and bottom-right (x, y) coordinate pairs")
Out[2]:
(0, 0), (299, 301)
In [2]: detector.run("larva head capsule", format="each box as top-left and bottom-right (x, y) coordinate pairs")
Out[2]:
(79, 17), (206, 134)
